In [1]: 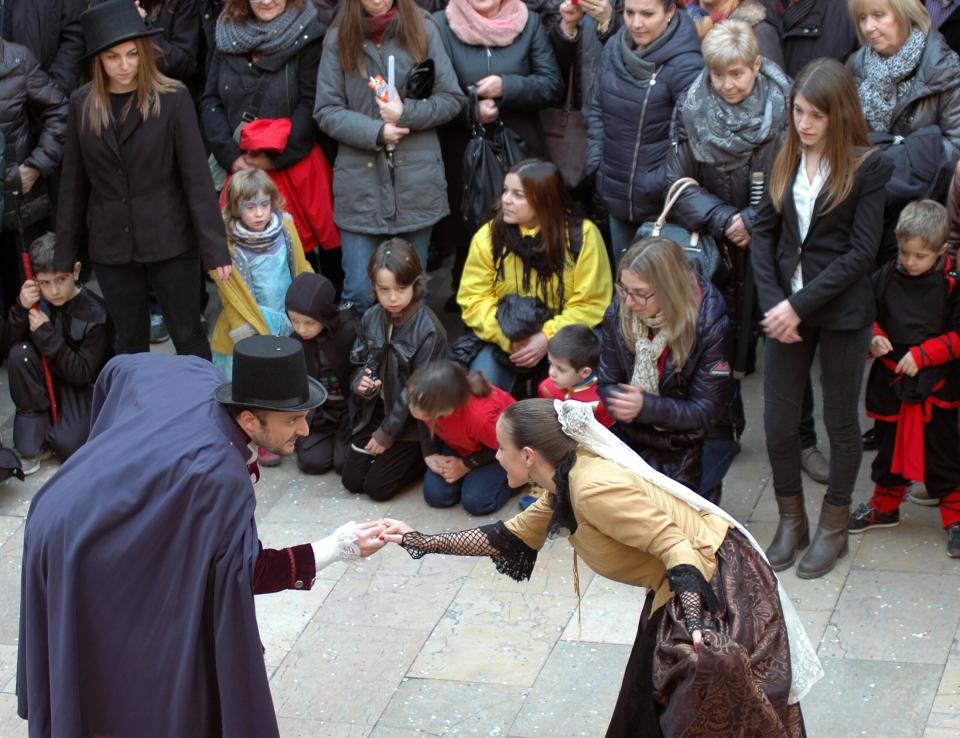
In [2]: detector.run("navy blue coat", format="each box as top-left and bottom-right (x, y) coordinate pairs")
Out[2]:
(585, 11), (703, 224)
(598, 275), (732, 489)
(17, 354), (281, 738)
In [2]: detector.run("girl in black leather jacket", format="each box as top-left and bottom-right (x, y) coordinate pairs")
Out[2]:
(343, 238), (447, 501)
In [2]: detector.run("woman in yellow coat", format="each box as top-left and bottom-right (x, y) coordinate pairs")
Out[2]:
(456, 159), (612, 391)
(211, 169), (312, 381)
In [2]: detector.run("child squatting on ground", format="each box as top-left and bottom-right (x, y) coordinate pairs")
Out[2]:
(3, 233), (111, 474)
(848, 200), (960, 557)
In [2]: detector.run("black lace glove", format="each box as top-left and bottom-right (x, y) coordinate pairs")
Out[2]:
(666, 564), (720, 635)
(400, 522), (538, 582)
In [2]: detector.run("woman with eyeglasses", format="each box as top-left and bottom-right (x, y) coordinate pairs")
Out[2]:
(456, 158), (612, 393)
(598, 236), (733, 493)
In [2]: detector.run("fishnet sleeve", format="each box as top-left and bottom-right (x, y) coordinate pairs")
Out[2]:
(400, 522), (538, 582)
(667, 564), (720, 634)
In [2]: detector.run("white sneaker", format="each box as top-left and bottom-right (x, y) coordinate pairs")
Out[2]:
(16, 449), (51, 476)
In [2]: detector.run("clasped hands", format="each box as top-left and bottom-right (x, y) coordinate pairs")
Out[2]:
(761, 299), (801, 344)
(425, 454), (469, 483)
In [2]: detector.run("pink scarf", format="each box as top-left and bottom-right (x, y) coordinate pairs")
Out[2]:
(445, 0), (529, 48)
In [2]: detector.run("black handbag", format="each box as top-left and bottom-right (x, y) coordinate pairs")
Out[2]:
(634, 177), (727, 280)
(460, 86), (529, 226)
(404, 59), (435, 100)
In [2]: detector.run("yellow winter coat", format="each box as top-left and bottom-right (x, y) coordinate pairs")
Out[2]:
(457, 219), (612, 352)
(210, 214), (313, 356)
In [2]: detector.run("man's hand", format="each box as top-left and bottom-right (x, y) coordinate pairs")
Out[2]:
(355, 368), (382, 397)
(725, 213), (751, 249)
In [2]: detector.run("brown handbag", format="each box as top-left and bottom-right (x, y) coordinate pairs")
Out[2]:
(540, 66), (587, 188)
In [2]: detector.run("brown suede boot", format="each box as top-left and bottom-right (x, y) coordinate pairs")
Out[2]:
(766, 495), (809, 572)
(797, 502), (850, 579)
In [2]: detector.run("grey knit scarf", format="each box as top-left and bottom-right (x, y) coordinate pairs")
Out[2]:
(858, 28), (926, 132)
(679, 58), (791, 172)
(215, 3), (318, 56)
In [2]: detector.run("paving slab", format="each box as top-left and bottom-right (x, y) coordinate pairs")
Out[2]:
(820, 570), (960, 665)
(377, 678), (528, 736)
(508, 641), (631, 738)
(408, 589), (578, 687)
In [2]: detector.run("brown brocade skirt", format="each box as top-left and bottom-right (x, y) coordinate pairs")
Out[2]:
(606, 529), (806, 738)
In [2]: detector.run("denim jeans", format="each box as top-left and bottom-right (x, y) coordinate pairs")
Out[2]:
(468, 344), (518, 392)
(422, 442), (519, 515)
(339, 226), (432, 310)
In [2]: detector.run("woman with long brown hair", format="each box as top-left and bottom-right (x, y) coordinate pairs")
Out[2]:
(313, 0), (464, 310)
(457, 158), (611, 392)
(55, 0), (229, 359)
(751, 58), (894, 579)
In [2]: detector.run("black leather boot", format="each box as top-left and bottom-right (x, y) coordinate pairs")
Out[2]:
(766, 494), (809, 572)
(797, 501), (850, 579)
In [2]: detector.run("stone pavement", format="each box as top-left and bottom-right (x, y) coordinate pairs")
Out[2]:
(0, 331), (957, 737)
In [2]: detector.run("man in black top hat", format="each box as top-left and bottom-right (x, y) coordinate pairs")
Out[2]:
(17, 336), (387, 738)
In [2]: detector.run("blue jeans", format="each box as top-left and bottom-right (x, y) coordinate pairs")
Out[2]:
(423, 443), (519, 515)
(609, 215), (640, 269)
(339, 226), (432, 310)
(468, 344), (518, 392)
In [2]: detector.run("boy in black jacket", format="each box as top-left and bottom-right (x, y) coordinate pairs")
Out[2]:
(848, 201), (960, 557)
(4, 233), (111, 473)
(284, 273), (360, 475)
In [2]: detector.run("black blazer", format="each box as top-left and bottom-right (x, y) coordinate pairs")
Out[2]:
(55, 83), (229, 273)
(751, 150), (894, 331)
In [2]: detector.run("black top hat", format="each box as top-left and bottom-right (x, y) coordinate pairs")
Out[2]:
(215, 336), (327, 411)
(80, 0), (164, 59)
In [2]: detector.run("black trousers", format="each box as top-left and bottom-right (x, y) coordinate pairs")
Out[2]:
(763, 324), (872, 506)
(341, 439), (425, 502)
(8, 341), (92, 461)
(296, 430), (349, 476)
(93, 257), (210, 359)
(871, 407), (960, 498)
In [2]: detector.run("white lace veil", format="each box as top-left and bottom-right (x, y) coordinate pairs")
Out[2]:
(554, 400), (824, 704)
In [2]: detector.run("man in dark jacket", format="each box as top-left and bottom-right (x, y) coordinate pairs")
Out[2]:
(769, 0), (857, 78)
(0, 0), (85, 94)
(17, 337), (387, 738)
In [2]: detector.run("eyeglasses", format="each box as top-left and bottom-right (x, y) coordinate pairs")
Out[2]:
(240, 197), (271, 212)
(615, 283), (656, 306)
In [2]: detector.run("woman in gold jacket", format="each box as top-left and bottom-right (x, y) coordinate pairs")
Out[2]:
(456, 159), (612, 391)
(383, 399), (821, 738)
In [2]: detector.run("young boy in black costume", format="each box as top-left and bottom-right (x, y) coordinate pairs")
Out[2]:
(284, 273), (360, 475)
(848, 201), (960, 557)
(3, 233), (111, 473)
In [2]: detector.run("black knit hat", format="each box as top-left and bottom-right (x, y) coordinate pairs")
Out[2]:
(81, 0), (163, 59)
(285, 273), (339, 321)
(215, 335), (327, 411)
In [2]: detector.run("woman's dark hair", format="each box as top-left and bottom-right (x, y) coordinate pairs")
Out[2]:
(500, 399), (579, 537)
(490, 159), (578, 307)
(367, 237), (427, 301)
(408, 360), (492, 429)
(332, 0), (429, 75)
(223, 0), (308, 23)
